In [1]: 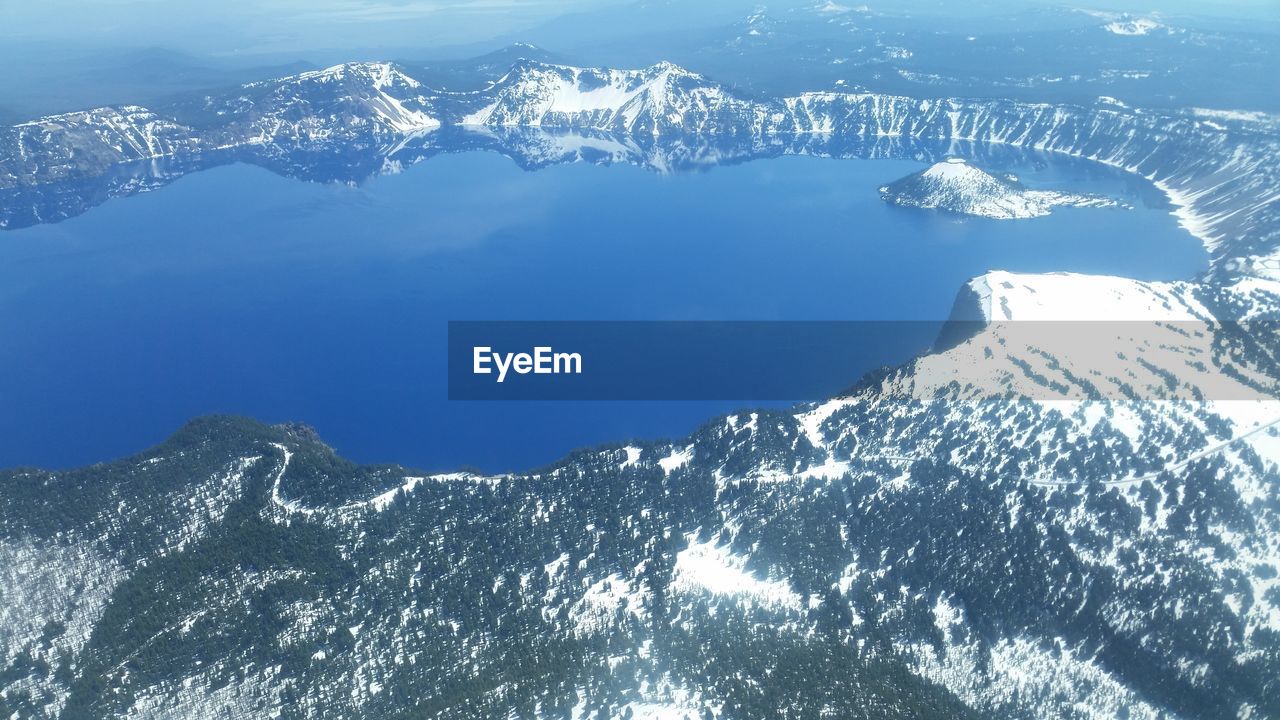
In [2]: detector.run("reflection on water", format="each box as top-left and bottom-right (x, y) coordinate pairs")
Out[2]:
(0, 134), (1205, 472)
(0, 127), (1171, 230)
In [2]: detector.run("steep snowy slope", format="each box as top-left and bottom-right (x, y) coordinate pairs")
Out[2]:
(227, 61), (442, 138)
(958, 270), (1211, 322)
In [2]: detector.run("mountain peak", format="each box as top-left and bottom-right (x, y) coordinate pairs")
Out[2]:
(501, 58), (697, 80)
(644, 60), (700, 79)
(229, 60), (439, 136)
(918, 156), (986, 182)
(462, 59), (723, 130)
(1103, 14), (1166, 36)
(292, 61), (419, 90)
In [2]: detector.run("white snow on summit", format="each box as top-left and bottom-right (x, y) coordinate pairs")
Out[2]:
(901, 269), (1278, 406)
(462, 62), (690, 127)
(290, 61), (422, 91)
(813, 1), (868, 14)
(1104, 17), (1165, 36)
(1077, 10), (1168, 36)
(966, 270), (1210, 321)
(459, 61), (746, 133)
(253, 62), (441, 135)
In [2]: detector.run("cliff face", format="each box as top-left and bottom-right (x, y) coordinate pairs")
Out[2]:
(3, 59), (1278, 278)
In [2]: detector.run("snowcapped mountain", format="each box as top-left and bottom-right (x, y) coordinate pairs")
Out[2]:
(1082, 11), (1171, 37)
(0, 61), (441, 221)
(228, 61), (442, 137)
(3, 54), (1280, 719)
(923, 269), (1278, 408)
(3, 268), (1278, 717)
(879, 157), (1119, 219)
(1105, 17), (1166, 36)
(458, 60), (759, 135)
(958, 270), (1208, 322)
(1, 106), (202, 191)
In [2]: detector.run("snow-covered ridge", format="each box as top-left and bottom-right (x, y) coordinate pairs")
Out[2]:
(243, 61), (441, 136)
(963, 270), (1210, 322)
(880, 157), (1121, 219)
(813, 1), (868, 15)
(4, 106), (204, 182)
(1076, 9), (1170, 36)
(887, 267), (1280, 418)
(460, 60), (745, 134)
(1104, 17), (1165, 36)
(6, 331), (1280, 720)
(287, 61), (423, 91)
(1191, 107), (1278, 128)
(266, 443), (501, 520)
(4, 57), (1279, 273)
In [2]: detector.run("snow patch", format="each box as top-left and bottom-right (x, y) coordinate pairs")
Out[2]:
(1104, 17), (1165, 36)
(672, 535), (802, 610)
(658, 446), (693, 473)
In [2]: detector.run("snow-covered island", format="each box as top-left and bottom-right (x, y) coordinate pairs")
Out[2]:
(879, 157), (1124, 219)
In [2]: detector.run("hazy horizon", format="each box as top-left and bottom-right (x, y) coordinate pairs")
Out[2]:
(2, 0), (1276, 62)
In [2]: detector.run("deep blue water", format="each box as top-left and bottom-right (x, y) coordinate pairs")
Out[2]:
(0, 152), (1206, 471)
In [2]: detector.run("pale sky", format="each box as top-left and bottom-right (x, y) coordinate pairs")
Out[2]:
(0, 0), (617, 56)
(2, 0), (1275, 58)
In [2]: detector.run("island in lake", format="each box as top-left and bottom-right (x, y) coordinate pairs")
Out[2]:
(880, 157), (1124, 219)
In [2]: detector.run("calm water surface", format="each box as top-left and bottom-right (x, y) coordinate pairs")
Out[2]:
(0, 152), (1206, 471)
